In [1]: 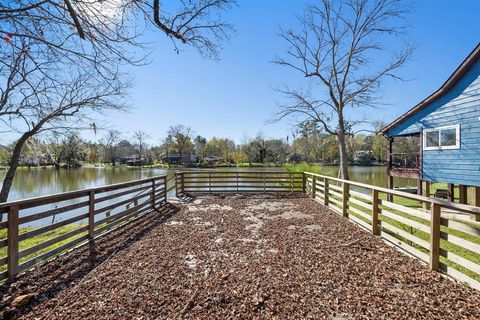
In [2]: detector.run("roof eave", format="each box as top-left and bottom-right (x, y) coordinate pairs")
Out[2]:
(380, 42), (480, 136)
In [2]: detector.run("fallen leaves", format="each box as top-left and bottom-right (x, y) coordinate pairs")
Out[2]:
(1, 195), (479, 319)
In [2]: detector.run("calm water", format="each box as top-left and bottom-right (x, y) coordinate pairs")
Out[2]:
(0, 166), (416, 226)
(0, 165), (414, 202)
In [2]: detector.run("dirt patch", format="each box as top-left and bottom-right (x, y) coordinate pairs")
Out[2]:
(2, 194), (480, 319)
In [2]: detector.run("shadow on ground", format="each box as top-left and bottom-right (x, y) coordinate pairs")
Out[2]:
(0, 202), (180, 320)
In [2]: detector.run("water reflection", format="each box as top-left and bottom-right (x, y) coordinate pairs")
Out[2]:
(0, 165), (413, 202)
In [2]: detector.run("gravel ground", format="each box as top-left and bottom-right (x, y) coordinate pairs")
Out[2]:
(1, 194), (479, 319)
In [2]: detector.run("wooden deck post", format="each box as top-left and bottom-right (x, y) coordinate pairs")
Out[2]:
(263, 174), (267, 193)
(448, 183), (455, 202)
(302, 173), (306, 194)
(312, 176), (316, 199)
(387, 137), (393, 202)
(342, 182), (349, 217)
(475, 187), (480, 207)
(473, 187), (480, 207)
(424, 181), (430, 197)
(163, 176), (167, 203)
(181, 172), (185, 194)
(324, 178), (329, 206)
(417, 179), (422, 195)
(208, 172), (212, 193)
(151, 179), (156, 209)
(459, 185), (467, 204)
(236, 172), (239, 192)
(429, 202), (441, 271)
(423, 181), (431, 210)
(372, 190), (379, 236)
(387, 175), (394, 202)
(471, 186), (480, 221)
(7, 205), (19, 279)
(88, 191), (95, 239)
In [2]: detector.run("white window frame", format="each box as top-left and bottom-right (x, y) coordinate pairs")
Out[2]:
(423, 124), (460, 150)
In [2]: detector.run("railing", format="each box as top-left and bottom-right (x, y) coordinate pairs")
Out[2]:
(304, 171), (480, 290)
(175, 171), (305, 195)
(0, 175), (167, 281)
(391, 153), (419, 169)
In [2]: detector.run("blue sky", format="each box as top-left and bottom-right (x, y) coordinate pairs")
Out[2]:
(104, 0), (480, 144)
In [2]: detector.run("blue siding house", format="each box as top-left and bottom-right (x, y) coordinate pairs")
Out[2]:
(381, 43), (480, 205)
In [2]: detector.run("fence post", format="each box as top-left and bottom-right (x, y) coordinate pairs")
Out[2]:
(181, 172), (185, 194)
(263, 174), (267, 193)
(324, 178), (329, 206)
(7, 205), (19, 279)
(372, 189), (379, 235)
(302, 173), (306, 194)
(430, 202), (441, 271)
(163, 176), (167, 203)
(342, 182), (349, 217)
(88, 191), (95, 239)
(151, 179), (156, 209)
(208, 172), (211, 193)
(175, 172), (181, 198)
(312, 176), (316, 199)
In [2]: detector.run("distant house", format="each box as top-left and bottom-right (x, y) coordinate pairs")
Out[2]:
(160, 153), (198, 165)
(286, 153), (303, 163)
(381, 43), (480, 206)
(204, 156), (223, 166)
(118, 155), (143, 166)
(353, 150), (374, 164)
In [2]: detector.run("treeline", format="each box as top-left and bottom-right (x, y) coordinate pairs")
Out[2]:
(1, 124), (407, 168)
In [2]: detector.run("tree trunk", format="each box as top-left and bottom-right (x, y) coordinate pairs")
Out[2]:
(337, 115), (349, 180)
(0, 133), (31, 204)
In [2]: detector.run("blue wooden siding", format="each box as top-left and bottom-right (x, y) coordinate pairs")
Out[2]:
(387, 60), (480, 186)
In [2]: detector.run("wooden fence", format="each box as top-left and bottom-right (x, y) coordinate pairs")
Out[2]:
(175, 171), (305, 195)
(0, 175), (167, 281)
(304, 171), (480, 290)
(2, 169), (479, 290)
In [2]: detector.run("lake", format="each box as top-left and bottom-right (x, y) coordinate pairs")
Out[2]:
(0, 165), (417, 226)
(0, 165), (415, 202)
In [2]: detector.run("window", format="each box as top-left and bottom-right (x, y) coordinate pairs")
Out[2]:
(423, 125), (460, 150)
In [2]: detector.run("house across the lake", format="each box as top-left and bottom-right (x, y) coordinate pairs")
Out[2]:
(160, 153), (198, 165)
(381, 43), (480, 208)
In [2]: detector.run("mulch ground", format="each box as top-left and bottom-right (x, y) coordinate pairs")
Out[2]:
(1, 194), (480, 319)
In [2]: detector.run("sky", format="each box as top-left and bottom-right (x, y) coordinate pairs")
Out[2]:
(103, 0), (480, 144)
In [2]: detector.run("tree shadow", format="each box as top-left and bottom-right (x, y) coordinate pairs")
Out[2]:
(0, 202), (180, 319)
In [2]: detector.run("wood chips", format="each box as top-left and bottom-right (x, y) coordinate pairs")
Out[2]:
(1, 194), (479, 319)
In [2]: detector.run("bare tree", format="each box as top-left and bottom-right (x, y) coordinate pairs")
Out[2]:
(0, 0), (235, 202)
(102, 130), (122, 165)
(133, 130), (150, 166)
(166, 124), (193, 161)
(0, 43), (126, 203)
(0, 0), (235, 71)
(272, 0), (412, 179)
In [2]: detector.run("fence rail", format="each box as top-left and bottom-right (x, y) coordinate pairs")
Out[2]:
(304, 171), (480, 290)
(175, 171), (305, 195)
(2, 169), (479, 291)
(0, 175), (167, 281)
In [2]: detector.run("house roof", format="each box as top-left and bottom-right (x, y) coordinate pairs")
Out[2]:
(380, 42), (480, 135)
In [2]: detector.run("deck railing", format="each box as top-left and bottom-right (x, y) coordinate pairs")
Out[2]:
(304, 171), (480, 290)
(175, 170), (305, 195)
(2, 169), (479, 290)
(391, 152), (420, 169)
(0, 175), (167, 281)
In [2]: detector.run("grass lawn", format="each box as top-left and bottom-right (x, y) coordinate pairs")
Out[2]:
(287, 163), (480, 284)
(0, 224), (87, 273)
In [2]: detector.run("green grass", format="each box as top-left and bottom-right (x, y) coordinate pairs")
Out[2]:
(343, 190), (480, 283)
(0, 224), (87, 273)
(297, 165), (480, 284)
(285, 162), (323, 175)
